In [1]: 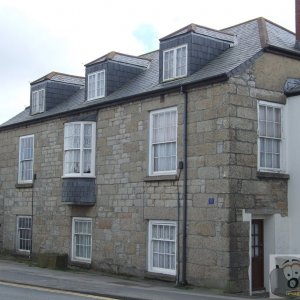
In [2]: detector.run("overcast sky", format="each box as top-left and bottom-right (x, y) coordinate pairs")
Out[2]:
(0, 0), (296, 124)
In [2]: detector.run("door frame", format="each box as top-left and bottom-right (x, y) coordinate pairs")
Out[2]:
(251, 218), (265, 291)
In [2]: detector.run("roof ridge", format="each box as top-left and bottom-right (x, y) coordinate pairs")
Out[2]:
(85, 51), (151, 67)
(222, 16), (295, 36)
(263, 18), (295, 35)
(160, 23), (235, 41)
(31, 71), (84, 85)
(113, 51), (151, 61)
(222, 17), (264, 31)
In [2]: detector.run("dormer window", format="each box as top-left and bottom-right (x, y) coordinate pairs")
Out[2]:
(31, 89), (45, 114)
(87, 70), (105, 101)
(163, 45), (187, 81)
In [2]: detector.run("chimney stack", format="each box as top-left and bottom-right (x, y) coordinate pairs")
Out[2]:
(296, 0), (300, 47)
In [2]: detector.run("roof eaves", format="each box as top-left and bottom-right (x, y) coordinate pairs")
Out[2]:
(160, 23), (235, 42)
(85, 51), (151, 68)
(85, 52), (116, 67)
(264, 44), (300, 60)
(30, 71), (57, 85)
(160, 23), (196, 41)
(0, 73), (229, 131)
(30, 71), (85, 85)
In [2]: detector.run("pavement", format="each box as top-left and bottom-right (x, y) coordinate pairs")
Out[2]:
(0, 258), (268, 300)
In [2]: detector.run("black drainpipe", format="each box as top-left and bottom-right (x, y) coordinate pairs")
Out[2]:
(180, 85), (188, 285)
(30, 173), (36, 259)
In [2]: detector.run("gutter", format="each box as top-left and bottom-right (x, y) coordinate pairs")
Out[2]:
(264, 45), (300, 60)
(180, 85), (188, 285)
(0, 73), (229, 131)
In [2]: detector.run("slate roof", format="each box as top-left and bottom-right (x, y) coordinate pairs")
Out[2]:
(160, 23), (236, 43)
(85, 51), (150, 68)
(2, 17), (300, 129)
(31, 72), (85, 86)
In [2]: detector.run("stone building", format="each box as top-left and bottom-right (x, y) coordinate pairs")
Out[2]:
(1, 12), (300, 294)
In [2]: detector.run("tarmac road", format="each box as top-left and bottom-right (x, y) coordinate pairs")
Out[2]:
(0, 259), (266, 300)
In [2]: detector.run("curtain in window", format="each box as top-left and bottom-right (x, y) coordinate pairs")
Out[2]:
(38, 89), (45, 112)
(64, 124), (81, 174)
(88, 71), (105, 100)
(152, 110), (176, 172)
(32, 89), (45, 114)
(83, 124), (92, 173)
(96, 71), (105, 98)
(152, 223), (176, 271)
(88, 74), (96, 99)
(163, 50), (174, 80)
(259, 105), (281, 169)
(18, 216), (32, 251)
(19, 136), (33, 181)
(64, 123), (94, 175)
(74, 219), (92, 260)
(176, 46), (187, 77)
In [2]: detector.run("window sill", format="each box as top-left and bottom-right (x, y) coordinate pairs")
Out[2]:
(144, 175), (178, 182)
(87, 96), (105, 102)
(145, 271), (176, 281)
(70, 260), (92, 269)
(61, 175), (96, 179)
(31, 111), (45, 115)
(15, 183), (33, 189)
(162, 75), (187, 83)
(257, 171), (290, 180)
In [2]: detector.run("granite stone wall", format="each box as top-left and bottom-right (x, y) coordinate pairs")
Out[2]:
(0, 52), (296, 292)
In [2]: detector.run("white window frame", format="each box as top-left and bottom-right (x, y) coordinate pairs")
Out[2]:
(63, 122), (96, 178)
(148, 220), (177, 275)
(87, 70), (105, 101)
(31, 89), (45, 114)
(71, 217), (92, 263)
(163, 44), (187, 81)
(149, 107), (177, 176)
(18, 135), (34, 183)
(257, 101), (286, 172)
(16, 216), (32, 253)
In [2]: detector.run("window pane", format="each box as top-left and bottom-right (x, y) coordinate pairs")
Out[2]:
(259, 121), (266, 136)
(176, 46), (187, 77)
(73, 219), (92, 261)
(150, 223), (176, 273)
(64, 123), (95, 175)
(267, 119), (274, 137)
(17, 216), (32, 252)
(88, 74), (96, 99)
(83, 150), (91, 173)
(83, 124), (92, 148)
(258, 104), (282, 170)
(98, 71), (105, 97)
(19, 136), (34, 182)
(65, 150), (80, 173)
(31, 89), (45, 114)
(151, 109), (177, 173)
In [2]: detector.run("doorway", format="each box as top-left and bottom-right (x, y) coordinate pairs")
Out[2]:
(251, 219), (264, 290)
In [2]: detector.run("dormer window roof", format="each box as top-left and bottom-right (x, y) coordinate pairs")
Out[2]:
(30, 72), (84, 116)
(160, 23), (236, 43)
(85, 51), (150, 101)
(158, 23), (235, 83)
(31, 89), (45, 114)
(85, 51), (150, 68)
